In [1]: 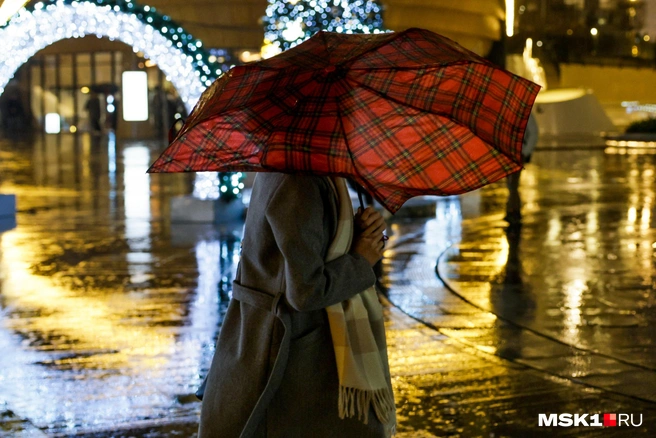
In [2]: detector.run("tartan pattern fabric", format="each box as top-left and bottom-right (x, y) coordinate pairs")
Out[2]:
(148, 27), (541, 213)
(324, 177), (396, 436)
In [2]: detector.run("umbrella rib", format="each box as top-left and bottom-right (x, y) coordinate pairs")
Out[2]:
(332, 29), (477, 71)
(334, 30), (405, 67)
(335, 27), (466, 69)
(346, 60), (476, 72)
(334, 93), (386, 207)
(183, 69), (322, 139)
(344, 74), (465, 123)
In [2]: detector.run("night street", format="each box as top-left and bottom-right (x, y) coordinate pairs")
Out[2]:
(1, 0), (655, 436)
(1, 133), (655, 436)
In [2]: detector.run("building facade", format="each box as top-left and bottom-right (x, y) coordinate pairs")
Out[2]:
(509, 0), (653, 65)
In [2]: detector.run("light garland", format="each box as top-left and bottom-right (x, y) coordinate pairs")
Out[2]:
(263, 0), (385, 55)
(0, 0), (228, 112)
(0, 0), (29, 25)
(0, 0), (245, 202)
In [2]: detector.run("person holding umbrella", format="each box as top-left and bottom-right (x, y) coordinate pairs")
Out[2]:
(195, 172), (394, 437)
(149, 28), (540, 437)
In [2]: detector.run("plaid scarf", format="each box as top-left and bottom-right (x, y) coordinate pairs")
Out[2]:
(324, 177), (396, 436)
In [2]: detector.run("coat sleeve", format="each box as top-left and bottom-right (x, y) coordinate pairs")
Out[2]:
(265, 175), (377, 312)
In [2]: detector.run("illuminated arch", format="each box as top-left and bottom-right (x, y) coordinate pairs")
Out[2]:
(0, 0), (226, 112)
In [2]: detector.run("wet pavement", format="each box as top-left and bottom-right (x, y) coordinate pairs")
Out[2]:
(0, 132), (655, 437)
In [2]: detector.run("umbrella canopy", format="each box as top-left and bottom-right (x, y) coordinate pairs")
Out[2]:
(148, 28), (540, 213)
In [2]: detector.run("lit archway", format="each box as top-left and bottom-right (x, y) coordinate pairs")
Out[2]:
(0, 0), (225, 112)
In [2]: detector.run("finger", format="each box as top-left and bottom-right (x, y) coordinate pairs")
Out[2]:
(365, 206), (378, 218)
(362, 217), (386, 235)
(373, 222), (387, 236)
(359, 207), (373, 222)
(363, 225), (386, 239)
(366, 237), (383, 251)
(361, 211), (382, 228)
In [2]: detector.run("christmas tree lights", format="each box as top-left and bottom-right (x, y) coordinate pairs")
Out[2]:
(263, 0), (386, 56)
(193, 172), (245, 202)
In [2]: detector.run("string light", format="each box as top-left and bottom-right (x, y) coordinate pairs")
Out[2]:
(0, 0), (228, 112)
(0, 0), (243, 202)
(263, 0), (386, 55)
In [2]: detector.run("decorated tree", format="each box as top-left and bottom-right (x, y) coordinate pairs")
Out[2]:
(193, 172), (245, 202)
(262, 0), (385, 56)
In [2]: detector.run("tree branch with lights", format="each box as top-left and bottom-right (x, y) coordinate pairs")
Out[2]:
(262, 0), (385, 57)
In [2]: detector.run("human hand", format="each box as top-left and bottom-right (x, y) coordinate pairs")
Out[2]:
(351, 233), (385, 267)
(354, 206), (386, 238)
(352, 207), (388, 266)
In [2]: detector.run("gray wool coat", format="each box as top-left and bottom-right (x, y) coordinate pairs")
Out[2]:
(198, 173), (387, 438)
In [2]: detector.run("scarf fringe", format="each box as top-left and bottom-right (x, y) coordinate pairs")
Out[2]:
(338, 385), (396, 432)
(328, 177), (397, 437)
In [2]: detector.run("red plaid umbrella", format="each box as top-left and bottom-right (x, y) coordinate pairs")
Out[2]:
(148, 28), (540, 213)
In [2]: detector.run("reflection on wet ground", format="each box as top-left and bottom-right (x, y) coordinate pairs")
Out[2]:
(0, 133), (231, 435)
(0, 133), (655, 436)
(382, 147), (656, 435)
